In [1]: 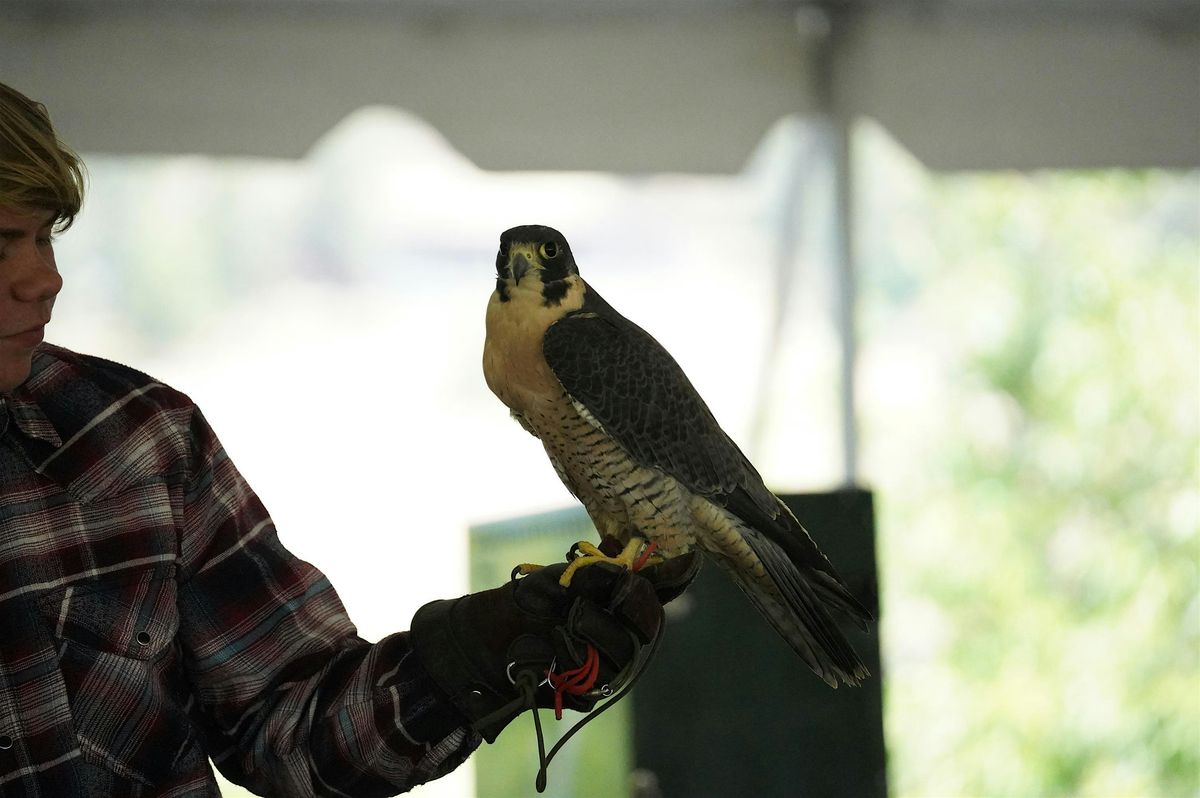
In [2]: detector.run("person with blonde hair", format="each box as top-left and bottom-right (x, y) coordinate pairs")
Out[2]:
(0, 81), (693, 797)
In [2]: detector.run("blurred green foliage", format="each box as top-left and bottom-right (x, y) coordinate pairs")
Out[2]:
(858, 130), (1199, 797)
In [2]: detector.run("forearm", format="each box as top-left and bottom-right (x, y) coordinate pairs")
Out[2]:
(198, 629), (479, 797)
(179, 408), (480, 795)
(307, 633), (479, 795)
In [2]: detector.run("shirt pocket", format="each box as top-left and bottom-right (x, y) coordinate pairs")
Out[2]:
(38, 567), (196, 787)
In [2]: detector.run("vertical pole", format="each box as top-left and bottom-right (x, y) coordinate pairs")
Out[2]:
(813, 7), (859, 487)
(832, 109), (858, 486)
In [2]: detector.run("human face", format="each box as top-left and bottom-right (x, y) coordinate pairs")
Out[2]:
(0, 205), (62, 393)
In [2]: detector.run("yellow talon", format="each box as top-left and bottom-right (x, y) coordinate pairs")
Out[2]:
(558, 538), (649, 587)
(516, 563), (545, 575)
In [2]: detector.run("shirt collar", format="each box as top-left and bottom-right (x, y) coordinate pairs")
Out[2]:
(2, 389), (64, 449)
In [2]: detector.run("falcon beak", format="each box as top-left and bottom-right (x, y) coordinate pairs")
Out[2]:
(510, 251), (532, 284)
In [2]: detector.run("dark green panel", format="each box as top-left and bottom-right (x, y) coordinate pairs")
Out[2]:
(631, 489), (887, 798)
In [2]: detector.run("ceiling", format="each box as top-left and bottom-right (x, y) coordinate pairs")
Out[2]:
(2, 0), (1197, 171)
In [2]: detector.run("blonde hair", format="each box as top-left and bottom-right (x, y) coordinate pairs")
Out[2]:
(0, 82), (85, 232)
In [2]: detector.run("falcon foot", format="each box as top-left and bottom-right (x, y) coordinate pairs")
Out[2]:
(558, 537), (663, 587)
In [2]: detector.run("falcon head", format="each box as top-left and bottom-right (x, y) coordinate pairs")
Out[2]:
(495, 224), (581, 306)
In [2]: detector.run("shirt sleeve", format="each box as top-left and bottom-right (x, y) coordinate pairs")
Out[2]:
(175, 407), (481, 797)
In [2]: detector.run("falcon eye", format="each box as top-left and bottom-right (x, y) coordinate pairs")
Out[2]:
(539, 242), (559, 259)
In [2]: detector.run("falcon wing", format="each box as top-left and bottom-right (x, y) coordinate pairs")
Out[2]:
(542, 291), (871, 629)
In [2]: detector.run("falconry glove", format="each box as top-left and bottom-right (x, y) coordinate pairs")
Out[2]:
(410, 545), (699, 744)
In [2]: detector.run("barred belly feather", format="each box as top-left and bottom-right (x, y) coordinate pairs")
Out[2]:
(518, 395), (694, 558)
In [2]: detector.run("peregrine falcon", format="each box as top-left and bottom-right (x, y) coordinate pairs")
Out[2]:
(483, 224), (870, 687)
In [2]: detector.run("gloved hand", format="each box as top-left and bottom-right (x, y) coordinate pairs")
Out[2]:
(410, 544), (699, 743)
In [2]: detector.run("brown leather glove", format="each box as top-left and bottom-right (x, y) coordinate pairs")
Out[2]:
(410, 546), (699, 743)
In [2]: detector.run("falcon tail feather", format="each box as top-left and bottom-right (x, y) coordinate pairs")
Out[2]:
(726, 566), (867, 688)
(740, 528), (871, 686)
(811, 569), (872, 633)
(724, 488), (874, 634)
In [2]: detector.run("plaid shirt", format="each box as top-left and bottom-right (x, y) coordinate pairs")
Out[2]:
(0, 344), (480, 797)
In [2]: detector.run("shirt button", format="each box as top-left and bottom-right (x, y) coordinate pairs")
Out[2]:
(135, 630), (152, 646)
(0, 734), (13, 750)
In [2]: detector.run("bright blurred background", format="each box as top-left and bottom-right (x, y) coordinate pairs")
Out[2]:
(4, 1), (1197, 796)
